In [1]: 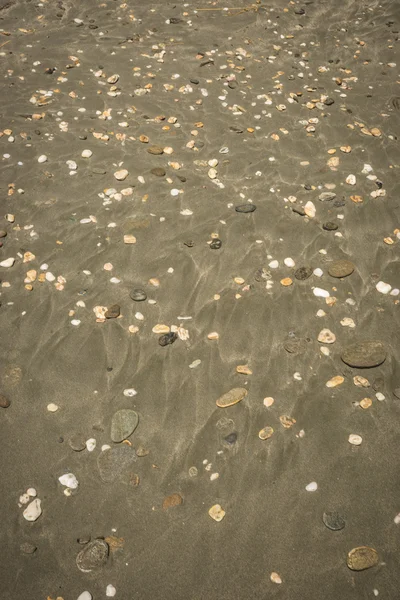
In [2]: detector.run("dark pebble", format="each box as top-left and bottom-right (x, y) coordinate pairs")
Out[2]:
(393, 388), (400, 400)
(190, 78), (199, 84)
(372, 377), (384, 391)
(130, 288), (147, 302)
(292, 206), (306, 216)
(295, 8), (305, 14)
(210, 239), (222, 249)
(235, 204), (256, 213)
(169, 17), (184, 24)
(333, 198), (346, 207)
(79, 135), (87, 140)
(105, 304), (120, 319)
(323, 221), (338, 231)
(224, 432), (238, 445)
(230, 126), (243, 133)
(20, 542), (37, 554)
(295, 266), (313, 280)
(184, 240), (194, 247)
(0, 394), (10, 408)
(304, 184), (312, 190)
(92, 167), (107, 175)
(69, 434), (86, 452)
(159, 332), (178, 347)
(147, 145), (164, 155)
(150, 167), (166, 177)
(341, 340), (387, 368)
(324, 97), (335, 105)
(0, 230), (7, 238)
(328, 259), (354, 278)
(323, 511), (345, 531)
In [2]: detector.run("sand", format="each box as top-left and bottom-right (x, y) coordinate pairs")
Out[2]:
(1, 0), (400, 598)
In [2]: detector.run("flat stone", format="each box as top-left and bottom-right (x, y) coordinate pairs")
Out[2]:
(328, 259), (355, 278)
(97, 446), (137, 483)
(20, 542), (37, 554)
(347, 546), (379, 571)
(0, 230), (7, 238)
(323, 511), (346, 531)
(319, 192), (336, 201)
(111, 409), (139, 442)
(105, 304), (120, 319)
(323, 221), (338, 231)
(341, 341), (387, 368)
(324, 97), (335, 105)
(147, 145), (164, 155)
(23, 499), (42, 522)
(130, 288), (147, 302)
(150, 167), (166, 177)
(162, 493), (183, 510)
(76, 539), (109, 573)
(295, 266), (313, 280)
(0, 393), (10, 408)
(235, 204), (256, 213)
(69, 434), (86, 452)
(284, 337), (306, 354)
(159, 332), (178, 346)
(216, 387), (247, 408)
(259, 426), (274, 440)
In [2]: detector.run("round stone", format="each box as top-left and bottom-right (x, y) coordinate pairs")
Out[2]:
(347, 546), (379, 571)
(0, 394), (10, 408)
(328, 259), (355, 278)
(210, 239), (222, 250)
(258, 426), (274, 440)
(323, 221), (338, 231)
(105, 304), (120, 319)
(323, 511), (345, 531)
(235, 204), (256, 213)
(0, 230), (7, 238)
(295, 266), (313, 280)
(147, 145), (164, 155)
(159, 332), (178, 347)
(216, 388), (247, 408)
(130, 288), (147, 302)
(162, 493), (183, 510)
(341, 341), (386, 368)
(150, 167), (166, 177)
(76, 539), (109, 573)
(69, 434), (86, 452)
(224, 432), (238, 445)
(111, 409), (139, 443)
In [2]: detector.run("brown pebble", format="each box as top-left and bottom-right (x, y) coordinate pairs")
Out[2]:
(0, 394), (10, 408)
(162, 493), (183, 510)
(347, 546), (379, 571)
(216, 388), (247, 408)
(147, 145), (164, 155)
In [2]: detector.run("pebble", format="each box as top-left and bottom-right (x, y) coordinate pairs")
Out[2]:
(106, 585), (117, 597)
(151, 167), (166, 177)
(130, 289), (147, 302)
(162, 493), (183, 510)
(105, 304), (120, 319)
(147, 145), (164, 155)
(235, 204), (256, 213)
(210, 239), (222, 250)
(295, 267), (313, 280)
(270, 572), (282, 584)
(47, 403), (58, 412)
(114, 169), (128, 181)
(159, 332), (178, 346)
(341, 341), (387, 368)
(348, 434), (362, 446)
(326, 376), (344, 388)
(347, 547), (379, 571)
(111, 409), (139, 443)
(23, 498), (42, 522)
(258, 426), (274, 440)
(38, 154), (47, 163)
(97, 446), (137, 483)
(216, 388), (247, 408)
(323, 511), (346, 531)
(76, 539), (109, 572)
(318, 329), (336, 344)
(208, 504), (225, 522)
(59, 473), (79, 489)
(77, 593), (92, 600)
(306, 482), (318, 492)
(81, 149), (93, 158)
(0, 394), (11, 408)
(69, 434), (86, 452)
(376, 281), (392, 294)
(328, 260), (355, 278)
(0, 257), (15, 268)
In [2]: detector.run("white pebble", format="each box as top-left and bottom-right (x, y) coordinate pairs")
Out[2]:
(106, 584), (117, 597)
(171, 188), (180, 196)
(71, 320), (81, 326)
(45, 272), (56, 282)
(348, 434), (362, 446)
(23, 498), (42, 521)
(305, 482), (318, 492)
(376, 392), (385, 401)
(81, 149), (93, 158)
(135, 312), (144, 321)
(58, 473), (79, 489)
(27, 488), (37, 497)
(284, 257), (295, 267)
(123, 388), (137, 397)
(313, 287), (330, 298)
(313, 268), (323, 277)
(38, 154), (47, 163)
(189, 359), (201, 369)
(0, 257), (15, 268)
(346, 174), (356, 185)
(86, 438), (96, 452)
(47, 403), (59, 412)
(376, 281), (392, 294)
(77, 593), (92, 600)
(394, 514), (400, 525)
(268, 260), (279, 269)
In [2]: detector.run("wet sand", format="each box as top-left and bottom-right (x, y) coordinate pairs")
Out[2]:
(1, 0), (400, 598)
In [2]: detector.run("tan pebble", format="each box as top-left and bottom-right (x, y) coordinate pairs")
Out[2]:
(326, 375), (344, 388)
(325, 296), (337, 306)
(327, 156), (340, 168)
(208, 504), (225, 522)
(317, 328), (336, 344)
(350, 195), (363, 203)
(236, 365), (252, 375)
(360, 397), (372, 409)
(38, 273), (46, 282)
(124, 234), (136, 244)
(23, 252), (35, 263)
(348, 434), (362, 445)
(234, 277), (245, 285)
(47, 403), (59, 412)
(163, 146), (174, 154)
(152, 324), (170, 334)
(103, 263), (113, 271)
(327, 148), (336, 154)
(347, 546), (379, 571)
(384, 237), (394, 245)
(270, 572), (282, 584)
(214, 294), (220, 300)
(340, 145), (352, 153)
(128, 325), (139, 334)
(353, 376), (370, 388)
(139, 134), (149, 143)
(361, 127), (372, 136)
(207, 332), (219, 340)
(263, 397), (274, 407)
(114, 169), (128, 181)
(169, 162), (181, 170)
(216, 388), (247, 408)
(93, 306), (107, 321)
(24, 284), (33, 291)
(162, 493), (183, 510)
(25, 269), (37, 282)
(279, 415), (296, 428)
(149, 278), (160, 287)
(259, 426), (274, 440)
(280, 277), (293, 286)
(370, 128), (381, 137)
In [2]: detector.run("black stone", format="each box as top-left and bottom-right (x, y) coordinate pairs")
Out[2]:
(190, 78), (199, 84)
(210, 239), (222, 249)
(0, 230), (7, 238)
(159, 332), (178, 347)
(105, 304), (120, 319)
(295, 8), (305, 14)
(169, 17), (184, 24)
(295, 266), (313, 280)
(333, 198), (346, 207)
(224, 432), (238, 445)
(323, 511), (345, 531)
(292, 206), (306, 216)
(323, 221), (338, 231)
(130, 288), (147, 302)
(235, 204), (256, 213)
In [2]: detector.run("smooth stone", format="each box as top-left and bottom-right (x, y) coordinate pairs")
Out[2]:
(190, 78), (199, 84)
(328, 259), (355, 278)
(393, 388), (400, 399)
(20, 542), (37, 554)
(210, 239), (222, 249)
(111, 409), (139, 442)
(97, 446), (137, 483)
(323, 221), (338, 231)
(150, 167), (166, 177)
(76, 539), (109, 573)
(77, 592), (92, 600)
(292, 206), (306, 216)
(23, 498), (42, 522)
(347, 546), (379, 571)
(0, 230), (7, 238)
(69, 434), (86, 452)
(147, 145), (164, 155)
(162, 493), (183, 510)
(130, 288), (147, 302)
(159, 332), (178, 346)
(319, 192), (336, 202)
(259, 426), (274, 440)
(105, 304), (120, 319)
(216, 388), (247, 408)
(224, 432), (238, 445)
(0, 393), (10, 408)
(323, 511), (346, 531)
(341, 341), (386, 368)
(295, 266), (313, 280)
(235, 204), (256, 213)
(324, 97), (335, 105)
